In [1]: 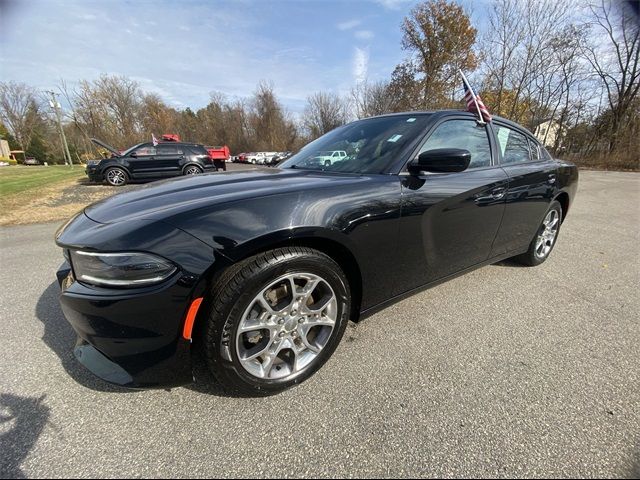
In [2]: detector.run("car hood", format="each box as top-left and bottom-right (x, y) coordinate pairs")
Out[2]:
(90, 138), (120, 156)
(84, 168), (365, 224)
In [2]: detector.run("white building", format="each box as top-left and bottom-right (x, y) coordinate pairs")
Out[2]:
(533, 119), (562, 148)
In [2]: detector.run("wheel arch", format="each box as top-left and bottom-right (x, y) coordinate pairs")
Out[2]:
(182, 163), (204, 174)
(554, 191), (570, 223)
(196, 230), (364, 325)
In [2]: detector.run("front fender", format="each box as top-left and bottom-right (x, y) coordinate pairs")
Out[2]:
(165, 177), (403, 310)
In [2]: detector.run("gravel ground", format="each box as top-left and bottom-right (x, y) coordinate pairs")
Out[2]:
(0, 170), (638, 478)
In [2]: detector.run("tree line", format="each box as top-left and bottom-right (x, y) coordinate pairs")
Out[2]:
(0, 0), (638, 170)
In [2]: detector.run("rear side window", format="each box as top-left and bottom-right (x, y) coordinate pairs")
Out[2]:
(540, 146), (554, 161)
(157, 145), (183, 155)
(528, 139), (540, 162)
(418, 119), (493, 168)
(189, 145), (209, 155)
(495, 125), (530, 165)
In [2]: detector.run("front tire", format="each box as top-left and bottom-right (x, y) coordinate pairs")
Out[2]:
(514, 200), (562, 266)
(104, 167), (128, 186)
(204, 247), (351, 396)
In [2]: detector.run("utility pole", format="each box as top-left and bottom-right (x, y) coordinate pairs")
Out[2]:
(45, 90), (72, 167)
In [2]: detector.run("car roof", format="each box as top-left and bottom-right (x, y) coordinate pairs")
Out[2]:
(366, 110), (536, 138)
(139, 142), (204, 147)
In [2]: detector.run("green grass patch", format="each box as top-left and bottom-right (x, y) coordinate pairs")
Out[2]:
(0, 165), (85, 199)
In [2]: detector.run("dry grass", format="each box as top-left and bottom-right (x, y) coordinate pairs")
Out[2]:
(0, 177), (122, 226)
(565, 152), (640, 171)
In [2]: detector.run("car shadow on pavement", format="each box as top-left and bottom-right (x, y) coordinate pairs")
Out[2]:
(0, 393), (50, 479)
(492, 259), (527, 268)
(35, 281), (134, 394)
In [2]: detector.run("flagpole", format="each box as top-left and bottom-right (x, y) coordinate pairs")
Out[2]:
(459, 69), (486, 125)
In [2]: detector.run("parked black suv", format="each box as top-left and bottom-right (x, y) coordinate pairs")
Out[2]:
(86, 138), (215, 186)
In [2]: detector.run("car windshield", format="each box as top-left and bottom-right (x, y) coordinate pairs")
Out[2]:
(279, 114), (431, 174)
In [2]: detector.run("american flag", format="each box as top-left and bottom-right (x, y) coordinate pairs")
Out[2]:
(462, 79), (492, 123)
(152, 133), (159, 146)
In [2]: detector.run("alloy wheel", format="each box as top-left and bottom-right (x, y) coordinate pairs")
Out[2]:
(106, 169), (126, 186)
(535, 209), (559, 258)
(185, 166), (202, 175)
(236, 272), (337, 380)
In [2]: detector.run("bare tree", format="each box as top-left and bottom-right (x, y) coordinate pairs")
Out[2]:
(581, 0), (640, 152)
(0, 81), (42, 154)
(249, 81), (298, 150)
(68, 75), (143, 148)
(302, 91), (348, 138)
(482, 0), (526, 115)
(351, 80), (399, 119)
(482, 0), (573, 125)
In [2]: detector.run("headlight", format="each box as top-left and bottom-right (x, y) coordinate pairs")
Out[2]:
(69, 251), (177, 287)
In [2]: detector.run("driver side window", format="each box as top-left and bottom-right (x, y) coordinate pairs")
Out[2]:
(418, 119), (493, 169)
(135, 146), (156, 156)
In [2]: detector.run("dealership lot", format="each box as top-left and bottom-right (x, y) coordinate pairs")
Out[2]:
(0, 170), (638, 478)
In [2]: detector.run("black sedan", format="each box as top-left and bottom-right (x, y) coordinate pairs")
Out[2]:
(55, 111), (578, 395)
(85, 138), (215, 186)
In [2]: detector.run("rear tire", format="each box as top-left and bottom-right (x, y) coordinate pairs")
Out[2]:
(183, 165), (203, 175)
(514, 200), (562, 266)
(203, 247), (351, 396)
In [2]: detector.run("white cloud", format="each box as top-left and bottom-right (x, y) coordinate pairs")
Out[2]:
(0, 0), (385, 114)
(354, 30), (374, 40)
(337, 19), (361, 31)
(374, 0), (413, 10)
(352, 47), (369, 84)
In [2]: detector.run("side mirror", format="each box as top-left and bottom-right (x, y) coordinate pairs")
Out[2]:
(130, 152), (138, 158)
(409, 148), (471, 174)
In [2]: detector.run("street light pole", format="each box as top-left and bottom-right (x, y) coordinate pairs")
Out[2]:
(45, 90), (73, 167)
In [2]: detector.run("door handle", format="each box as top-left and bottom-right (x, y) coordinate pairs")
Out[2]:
(474, 187), (506, 204)
(548, 174), (556, 185)
(491, 187), (506, 200)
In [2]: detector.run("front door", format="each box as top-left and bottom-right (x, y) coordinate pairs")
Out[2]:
(395, 117), (508, 295)
(127, 144), (159, 178)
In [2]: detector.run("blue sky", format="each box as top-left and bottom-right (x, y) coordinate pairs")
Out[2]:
(0, 0), (489, 113)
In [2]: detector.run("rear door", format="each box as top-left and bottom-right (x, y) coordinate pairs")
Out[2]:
(395, 116), (509, 294)
(155, 144), (184, 176)
(490, 122), (558, 256)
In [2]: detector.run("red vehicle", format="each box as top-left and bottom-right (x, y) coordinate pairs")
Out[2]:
(161, 134), (181, 142)
(206, 145), (230, 171)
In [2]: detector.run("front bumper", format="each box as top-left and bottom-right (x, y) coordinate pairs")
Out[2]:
(85, 167), (102, 182)
(56, 262), (195, 388)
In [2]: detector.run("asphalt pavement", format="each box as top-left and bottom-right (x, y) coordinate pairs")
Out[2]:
(0, 170), (638, 478)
